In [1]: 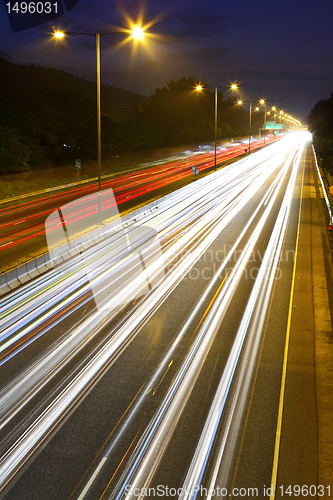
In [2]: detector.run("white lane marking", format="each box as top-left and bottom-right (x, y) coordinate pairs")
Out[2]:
(77, 457), (107, 500)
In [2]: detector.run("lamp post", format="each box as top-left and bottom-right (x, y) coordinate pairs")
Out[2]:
(196, 83), (238, 168)
(54, 26), (144, 222)
(260, 104), (279, 141)
(238, 99), (276, 153)
(237, 99), (253, 154)
(249, 101), (252, 154)
(259, 99), (266, 144)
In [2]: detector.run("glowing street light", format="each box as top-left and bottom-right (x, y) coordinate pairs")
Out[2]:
(132, 24), (144, 39)
(196, 83), (238, 168)
(237, 99), (254, 154)
(53, 25), (145, 222)
(238, 97), (271, 152)
(258, 99), (271, 143)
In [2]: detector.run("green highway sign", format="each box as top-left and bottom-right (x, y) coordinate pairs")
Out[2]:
(265, 122), (284, 130)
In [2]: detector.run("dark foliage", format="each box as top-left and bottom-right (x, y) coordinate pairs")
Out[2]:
(0, 59), (255, 173)
(0, 58), (137, 172)
(308, 94), (333, 174)
(126, 77), (252, 150)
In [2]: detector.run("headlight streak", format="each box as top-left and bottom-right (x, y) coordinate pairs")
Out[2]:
(74, 142), (299, 500)
(180, 138), (307, 500)
(0, 290), (93, 367)
(207, 141), (305, 495)
(0, 152), (255, 322)
(110, 140), (302, 500)
(0, 142), (294, 394)
(0, 222), (234, 492)
(0, 135), (301, 492)
(0, 152), (279, 427)
(0, 135), (277, 252)
(0, 186), (251, 440)
(0, 163), (273, 427)
(0, 143), (286, 360)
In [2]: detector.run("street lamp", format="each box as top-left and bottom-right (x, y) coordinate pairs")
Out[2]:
(236, 99), (253, 154)
(259, 99), (267, 143)
(54, 25), (145, 222)
(260, 101), (281, 144)
(196, 83), (238, 168)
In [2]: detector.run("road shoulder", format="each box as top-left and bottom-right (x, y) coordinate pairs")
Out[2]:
(276, 143), (333, 497)
(311, 149), (333, 488)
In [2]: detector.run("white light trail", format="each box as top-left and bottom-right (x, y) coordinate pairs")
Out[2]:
(0, 134), (306, 492)
(113, 138), (304, 500)
(181, 136), (307, 500)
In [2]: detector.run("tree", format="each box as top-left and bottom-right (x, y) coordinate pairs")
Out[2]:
(0, 125), (31, 172)
(308, 94), (333, 174)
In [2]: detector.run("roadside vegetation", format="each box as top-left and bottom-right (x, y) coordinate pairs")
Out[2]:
(0, 59), (261, 177)
(308, 93), (333, 177)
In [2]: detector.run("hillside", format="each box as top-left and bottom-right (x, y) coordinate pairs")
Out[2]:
(0, 58), (150, 172)
(0, 58), (149, 110)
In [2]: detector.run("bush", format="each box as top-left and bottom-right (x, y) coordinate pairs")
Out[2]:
(0, 125), (31, 172)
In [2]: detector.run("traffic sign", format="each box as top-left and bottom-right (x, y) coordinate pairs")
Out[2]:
(75, 159), (81, 170)
(265, 122), (284, 130)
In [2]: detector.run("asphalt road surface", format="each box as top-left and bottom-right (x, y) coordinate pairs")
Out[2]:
(0, 132), (315, 500)
(0, 136), (276, 273)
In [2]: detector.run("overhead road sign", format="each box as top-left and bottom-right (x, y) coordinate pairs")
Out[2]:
(265, 122), (284, 130)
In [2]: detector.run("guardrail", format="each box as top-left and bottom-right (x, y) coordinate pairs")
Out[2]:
(312, 145), (332, 220)
(0, 135), (284, 297)
(0, 156), (251, 296)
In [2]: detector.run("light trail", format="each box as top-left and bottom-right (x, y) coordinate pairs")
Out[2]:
(0, 145), (283, 428)
(72, 153), (292, 499)
(180, 138), (306, 500)
(0, 133), (302, 494)
(0, 139), (284, 356)
(111, 141), (302, 500)
(0, 136), (276, 253)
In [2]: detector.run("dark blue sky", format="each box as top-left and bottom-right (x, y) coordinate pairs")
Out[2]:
(1, 0), (333, 120)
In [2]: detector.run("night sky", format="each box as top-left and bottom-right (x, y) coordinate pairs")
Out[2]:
(1, 0), (333, 121)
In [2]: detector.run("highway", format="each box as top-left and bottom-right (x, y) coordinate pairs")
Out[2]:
(0, 132), (309, 499)
(0, 136), (275, 272)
